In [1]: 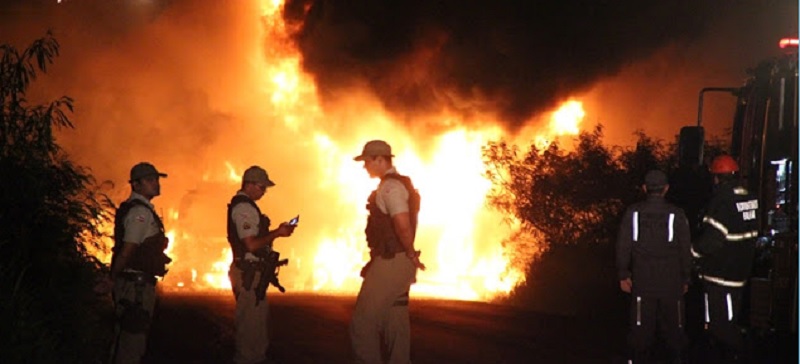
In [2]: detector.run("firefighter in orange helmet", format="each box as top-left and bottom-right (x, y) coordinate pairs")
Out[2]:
(692, 154), (759, 363)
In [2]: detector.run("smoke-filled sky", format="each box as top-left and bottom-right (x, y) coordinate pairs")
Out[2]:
(283, 0), (798, 135)
(1, 0), (796, 171)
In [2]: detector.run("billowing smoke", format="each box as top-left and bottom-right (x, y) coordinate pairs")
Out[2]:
(283, 0), (728, 130)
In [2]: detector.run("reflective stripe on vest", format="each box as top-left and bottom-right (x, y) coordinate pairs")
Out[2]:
(703, 216), (758, 241)
(668, 213), (675, 242)
(700, 273), (747, 287)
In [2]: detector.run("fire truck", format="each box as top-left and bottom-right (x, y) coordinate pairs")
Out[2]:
(676, 37), (798, 335)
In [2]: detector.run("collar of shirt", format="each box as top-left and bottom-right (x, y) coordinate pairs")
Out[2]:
(382, 167), (398, 176)
(129, 191), (154, 209)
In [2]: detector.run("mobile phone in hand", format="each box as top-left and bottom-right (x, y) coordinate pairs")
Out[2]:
(289, 215), (299, 226)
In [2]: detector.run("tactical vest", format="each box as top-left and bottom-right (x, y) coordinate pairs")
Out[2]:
(112, 199), (171, 277)
(227, 194), (271, 260)
(365, 173), (421, 258)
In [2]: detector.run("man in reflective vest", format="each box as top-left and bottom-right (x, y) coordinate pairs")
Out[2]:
(227, 165), (295, 364)
(108, 162), (172, 364)
(350, 140), (425, 364)
(617, 170), (692, 363)
(692, 155), (758, 363)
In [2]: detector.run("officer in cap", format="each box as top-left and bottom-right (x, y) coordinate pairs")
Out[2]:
(108, 162), (172, 364)
(350, 140), (425, 364)
(226, 165), (296, 364)
(617, 169), (692, 363)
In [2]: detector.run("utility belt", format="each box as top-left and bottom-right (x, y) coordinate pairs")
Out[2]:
(361, 250), (407, 278)
(232, 256), (268, 269)
(370, 244), (406, 259)
(118, 271), (157, 285)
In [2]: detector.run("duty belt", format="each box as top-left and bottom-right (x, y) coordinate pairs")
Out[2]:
(118, 271), (157, 285)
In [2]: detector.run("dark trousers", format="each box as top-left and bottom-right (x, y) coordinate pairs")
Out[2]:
(628, 294), (688, 361)
(703, 282), (744, 358)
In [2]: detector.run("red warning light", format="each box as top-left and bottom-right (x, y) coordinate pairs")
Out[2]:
(779, 38), (798, 49)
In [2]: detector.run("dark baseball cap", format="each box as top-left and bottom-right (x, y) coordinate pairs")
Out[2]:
(644, 170), (668, 189)
(353, 140), (394, 161)
(242, 166), (276, 187)
(129, 162), (167, 182)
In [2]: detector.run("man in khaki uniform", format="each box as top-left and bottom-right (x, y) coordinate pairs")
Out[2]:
(350, 140), (425, 364)
(227, 166), (295, 364)
(109, 162), (172, 364)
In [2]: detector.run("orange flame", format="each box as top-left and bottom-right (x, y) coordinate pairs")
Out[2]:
(81, 0), (586, 302)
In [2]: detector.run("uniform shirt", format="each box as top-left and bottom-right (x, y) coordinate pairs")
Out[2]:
(377, 167), (410, 216)
(230, 191), (262, 261)
(123, 192), (160, 245)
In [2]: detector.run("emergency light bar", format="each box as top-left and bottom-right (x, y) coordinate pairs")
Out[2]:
(779, 38), (798, 49)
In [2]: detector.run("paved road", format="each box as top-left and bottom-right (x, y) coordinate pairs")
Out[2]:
(142, 292), (796, 364)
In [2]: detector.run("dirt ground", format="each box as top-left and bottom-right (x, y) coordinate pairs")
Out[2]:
(138, 292), (797, 364)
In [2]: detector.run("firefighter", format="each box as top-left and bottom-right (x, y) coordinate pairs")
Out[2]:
(616, 170), (692, 363)
(108, 162), (172, 364)
(692, 155), (758, 362)
(350, 140), (425, 364)
(226, 165), (295, 364)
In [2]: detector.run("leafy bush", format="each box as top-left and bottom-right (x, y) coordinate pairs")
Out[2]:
(0, 32), (113, 363)
(483, 125), (725, 314)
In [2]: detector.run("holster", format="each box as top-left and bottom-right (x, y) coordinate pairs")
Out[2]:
(117, 273), (153, 334)
(235, 259), (258, 291)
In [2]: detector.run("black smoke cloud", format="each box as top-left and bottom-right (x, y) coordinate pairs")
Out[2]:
(283, 0), (723, 130)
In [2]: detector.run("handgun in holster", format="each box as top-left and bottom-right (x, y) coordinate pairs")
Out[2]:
(118, 275), (151, 334)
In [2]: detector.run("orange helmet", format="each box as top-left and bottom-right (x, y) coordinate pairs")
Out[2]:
(710, 155), (739, 174)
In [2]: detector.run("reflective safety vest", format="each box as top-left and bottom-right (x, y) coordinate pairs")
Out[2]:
(616, 194), (692, 297)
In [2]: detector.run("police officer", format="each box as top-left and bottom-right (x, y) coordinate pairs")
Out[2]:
(692, 155), (758, 362)
(350, 140), (425, 364)
(109, 162), (172, 364)
(616, 170), (692, 364)
(227, 165), (295, 364)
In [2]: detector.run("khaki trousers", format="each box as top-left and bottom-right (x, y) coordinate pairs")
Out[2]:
(350, 254), (416, 364)
(230, 265), (270, 364)
(110, 277), (156, 364)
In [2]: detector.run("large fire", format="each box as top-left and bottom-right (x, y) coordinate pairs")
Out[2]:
(83, 0), (586, 301)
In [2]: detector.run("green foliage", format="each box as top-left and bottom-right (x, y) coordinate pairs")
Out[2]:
(485, 125), (666, 251)
(484, 123), (729, 312)
(0, 32), (113, 363)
